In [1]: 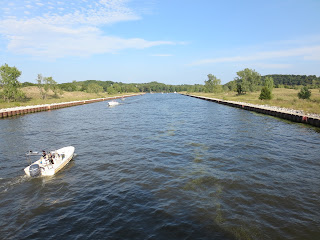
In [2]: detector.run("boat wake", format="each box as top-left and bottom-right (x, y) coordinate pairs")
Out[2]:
(0, 175), (29, 194)
(0, 153), (78, 194)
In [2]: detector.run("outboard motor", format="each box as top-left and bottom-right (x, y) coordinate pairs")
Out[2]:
(29, 164), (41, 177)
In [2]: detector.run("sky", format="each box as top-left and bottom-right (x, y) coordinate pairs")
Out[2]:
(0, 0), (320, 85)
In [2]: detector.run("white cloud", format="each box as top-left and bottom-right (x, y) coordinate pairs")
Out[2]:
(190, 45), (320, 66)
(0, 0), (177, 58)
(0, 18), (175, 58)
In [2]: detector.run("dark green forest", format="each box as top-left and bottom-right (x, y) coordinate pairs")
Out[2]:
(20, 74), (320, 94)
(22, 80), (204, 93)
(261, 74), (320, 87)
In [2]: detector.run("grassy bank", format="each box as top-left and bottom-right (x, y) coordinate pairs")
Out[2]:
(186, 88), (320, 115)
(0, 86), (140, 109)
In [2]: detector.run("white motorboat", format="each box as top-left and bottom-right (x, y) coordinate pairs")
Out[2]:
(108, 101), (119, 106)
(24, 146), (75, 177)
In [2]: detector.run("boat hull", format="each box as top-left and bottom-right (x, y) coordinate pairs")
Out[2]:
(108, 101), (119, 106)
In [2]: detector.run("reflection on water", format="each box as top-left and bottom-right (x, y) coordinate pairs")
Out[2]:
(0, 93), (320, 240)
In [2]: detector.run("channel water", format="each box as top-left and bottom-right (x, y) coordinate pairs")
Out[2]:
(0, 93), (319, 239)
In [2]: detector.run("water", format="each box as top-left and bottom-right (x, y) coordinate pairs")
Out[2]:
(0, 93), (319, 240)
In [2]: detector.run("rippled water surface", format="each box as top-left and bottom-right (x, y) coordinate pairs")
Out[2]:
(0, 93), (319, 240)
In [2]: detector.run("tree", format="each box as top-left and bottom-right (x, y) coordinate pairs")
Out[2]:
(0, 63), (25, 102)
(37, 74), (59, 99)
(112, 83), (122, 93)
(204, 74), (222, 93)
(259, 87), (272, 100)
(36, 74), (46, 99)
(87, 83), (103, 93)
(236, 68), (261, 94)
(264, 76), (274, 90)
(236, 77), (249, 94)
(259, 77), (274, 100)
(107, 86), (117, 94)
(60, 82), (76, 92)
(224, 80), (237, 92)
(298, 86), (311, 99)
(125, 84), (139, 93)
(47, 77), (60, 97)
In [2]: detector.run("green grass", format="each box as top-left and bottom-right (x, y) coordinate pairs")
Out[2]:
(0, 86), (140, 109)
(185, 88), (320, 115)
(2, 87), (320, 115)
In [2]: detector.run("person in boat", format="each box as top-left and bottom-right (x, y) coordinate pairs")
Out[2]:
(48, 152), (54, 164)
(42, 150), (50, 165)
(52, 153), (57, 164)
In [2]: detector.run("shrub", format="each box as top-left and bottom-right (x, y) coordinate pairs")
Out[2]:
(87, 83), (103, 93)
(259, 86), (272, 100)
(298, 86), (311, 99)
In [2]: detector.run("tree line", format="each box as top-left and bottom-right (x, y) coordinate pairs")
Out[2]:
(205, 68), (314, 99)
(21, 79), (203, 95)
(262, 74), (320, 87)
(0, 63), (203, 102)
(1, 63), (318, 103)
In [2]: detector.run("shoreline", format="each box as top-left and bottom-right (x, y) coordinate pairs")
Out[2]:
(183, 93), (320, 128)
(0, 93), (143, 119)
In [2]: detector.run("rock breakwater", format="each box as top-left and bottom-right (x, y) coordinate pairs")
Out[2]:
(184, 94), (320, 128)
(0, 94), (143, 119)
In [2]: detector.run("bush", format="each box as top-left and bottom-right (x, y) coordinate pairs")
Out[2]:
(298, 86), (311, 99)
(259, 86), (272, 100)
(21, 82), (36, 87)
(87, 83), (103, 93)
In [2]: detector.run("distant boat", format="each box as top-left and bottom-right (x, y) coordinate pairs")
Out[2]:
(24, 146), (75, 177)
(108, 101), (119, 106)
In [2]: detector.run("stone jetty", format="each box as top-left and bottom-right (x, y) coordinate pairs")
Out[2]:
(0, 94), (143, 119)
(184, 94), (320, 128)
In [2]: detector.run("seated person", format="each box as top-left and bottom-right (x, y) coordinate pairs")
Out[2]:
(48, 153), (54, 164)
(42, 150), (47, 159)
(41, 151), (49, 165)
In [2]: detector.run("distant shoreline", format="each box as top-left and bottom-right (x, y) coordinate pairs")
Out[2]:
(0, 93), (143, 119)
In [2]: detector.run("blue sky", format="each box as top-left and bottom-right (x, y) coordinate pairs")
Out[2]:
(1, 0), (320, 85)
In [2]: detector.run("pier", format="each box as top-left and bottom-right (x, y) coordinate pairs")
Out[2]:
(184, 94), (320, 128)
(0, 94), (143, 119)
